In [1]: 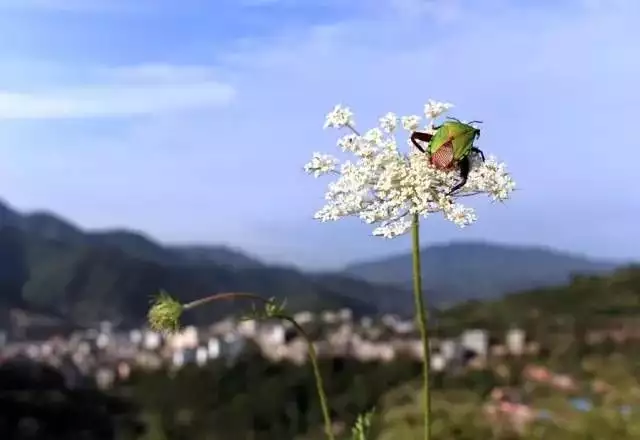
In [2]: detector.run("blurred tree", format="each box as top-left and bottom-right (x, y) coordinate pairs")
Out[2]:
(0, 360), (144, 440)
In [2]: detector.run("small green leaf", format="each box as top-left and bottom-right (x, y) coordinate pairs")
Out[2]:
(265, 297), (287, 317)
(350, 408), (375, 440)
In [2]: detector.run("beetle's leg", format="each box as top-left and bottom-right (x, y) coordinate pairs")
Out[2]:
(471, 147), (485, 162)
(410, 131), (433, 153)
(449, 156), (470, 195)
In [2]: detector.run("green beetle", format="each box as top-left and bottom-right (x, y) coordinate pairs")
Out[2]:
(410, 117), (485, 194)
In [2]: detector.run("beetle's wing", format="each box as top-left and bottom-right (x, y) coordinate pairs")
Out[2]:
(451, 126), (477, 160)
(427, 123), (450, 154)
(430, 140), (455, 169)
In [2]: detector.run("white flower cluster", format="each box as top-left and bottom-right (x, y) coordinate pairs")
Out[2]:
(304, 101), (516, 238)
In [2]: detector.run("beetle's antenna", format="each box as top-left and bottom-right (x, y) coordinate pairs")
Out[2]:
(446, 117), (483, 125)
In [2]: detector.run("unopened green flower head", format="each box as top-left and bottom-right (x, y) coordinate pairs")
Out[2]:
(148, 290), (184, 333)
(265, 297), (287, 317)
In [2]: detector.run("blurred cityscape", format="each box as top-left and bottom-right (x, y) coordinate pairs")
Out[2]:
(4, 302), (640, 438)
(2, 309), (501, 388)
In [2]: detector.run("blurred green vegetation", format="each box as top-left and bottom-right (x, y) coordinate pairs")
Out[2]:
(117, 350), (640, 439)
(0, 360), (144, 440)
(434, 265), (640, 336)
(120, 265), (640, 439)
(121, 349), (423, 440)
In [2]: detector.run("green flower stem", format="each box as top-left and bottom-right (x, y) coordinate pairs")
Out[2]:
(182, 292), (268, 311)
(412, 213), (431, 440)
(274, 314), (335, 440)
(153, 291), (335, 440)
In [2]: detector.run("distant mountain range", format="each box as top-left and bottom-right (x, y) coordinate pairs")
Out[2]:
(0, 199), (626, 330)
(344, 242), (620, 306)
(0, 202), (264, 269)
(0, 200), (405, 329)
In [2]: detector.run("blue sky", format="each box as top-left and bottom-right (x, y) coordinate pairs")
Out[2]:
(0, 0), (638, 269)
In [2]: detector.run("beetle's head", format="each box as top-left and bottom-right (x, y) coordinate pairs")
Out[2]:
(467, 120), (482, 139)
(445, 117), (482, 139)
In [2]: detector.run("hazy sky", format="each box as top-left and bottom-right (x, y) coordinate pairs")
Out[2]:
(0, 0), (638, 269)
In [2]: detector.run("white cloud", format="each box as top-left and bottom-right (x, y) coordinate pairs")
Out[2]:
(0, 65), (235, 119)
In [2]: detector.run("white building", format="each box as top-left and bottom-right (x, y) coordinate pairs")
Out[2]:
(261, 325), (285, 346)
(207, 337), (221, 358)
(95, 368), (115, 389)
(180, 326), (199, 348)
(237, 319), (257, 337)
(322, 311), (338, 324)
(360, 317), (373, 328)
(338, 308), (353, 321)
(96, 333), (110, 350)
(431, 353), (446, 372)
(195, 347), (209, 366)
(293, 311), (313, 325)
(172, 349), (185, 368)
(460, 329), (488, 358)
(506, 328), (526, 355)
(129, 329), (143, 345)
(143, 331), (162, 350)
(439, 339), (459, 361)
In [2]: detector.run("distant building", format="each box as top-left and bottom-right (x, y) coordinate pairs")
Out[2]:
(195, 347), (208, 366)
(143, 330), (162, 350)
(207, 337), (221, 358)
(337, 309), (352, 322)
(293, 311), (313, 325)
(431, 353), (446, 372)
(237, 320), (257, 337)
(506, 328), (526, 355)
(460, 329), (488, 358)
(95, 367), (115, 389)
(129, 329), (143, 345)
(439, 339), (459, 361)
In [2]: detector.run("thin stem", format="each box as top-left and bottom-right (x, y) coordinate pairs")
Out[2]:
(183, 292), (267, 310)
(347, 124), (361, 136)
(452, 190), (483, 198)
(411, 213), (431, 440)
(181, 293), (335, 440)
(275, 314), (335, 440)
